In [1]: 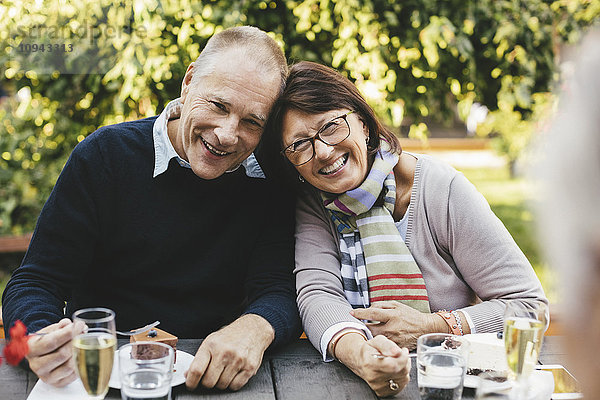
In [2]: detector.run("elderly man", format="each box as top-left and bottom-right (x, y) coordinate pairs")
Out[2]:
(2, 26), (300, 392)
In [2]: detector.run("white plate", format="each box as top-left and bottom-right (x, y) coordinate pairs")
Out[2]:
(464, 370), (555, 400)
(463, 374), (512, 390)
(109, 348), (194, 389)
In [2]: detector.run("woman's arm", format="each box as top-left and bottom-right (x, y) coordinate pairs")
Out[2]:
(446, 173), (548, 333)
(295, 193), (372, 356)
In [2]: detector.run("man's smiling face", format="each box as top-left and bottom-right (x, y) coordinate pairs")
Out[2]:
(176, 49), (281, 180)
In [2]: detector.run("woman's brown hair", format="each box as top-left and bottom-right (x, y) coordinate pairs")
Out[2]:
(258, 61), (401, 192)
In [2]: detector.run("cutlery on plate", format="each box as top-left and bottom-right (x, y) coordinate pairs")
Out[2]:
(116, 321), (160, 336)
(31, 320), (161, 337)
(372, 353), (417, 359)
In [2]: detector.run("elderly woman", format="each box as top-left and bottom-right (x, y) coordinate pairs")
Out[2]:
(260, 61), (547, 396)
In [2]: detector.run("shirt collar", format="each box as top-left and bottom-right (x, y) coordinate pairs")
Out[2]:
(152, 98), (266, 179)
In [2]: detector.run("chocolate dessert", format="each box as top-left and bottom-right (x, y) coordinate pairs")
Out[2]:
(130, 327), (178, 362)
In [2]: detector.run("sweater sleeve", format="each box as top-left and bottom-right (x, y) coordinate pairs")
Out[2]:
(294, 193), (367, 354)
(2, 137), (109, 336)
(445, 173), (548, 333)
(242, 190), (302, 348)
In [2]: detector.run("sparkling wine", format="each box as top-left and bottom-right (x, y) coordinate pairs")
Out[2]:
(73, 332), (116, 398)
(504, 316), (544, 379)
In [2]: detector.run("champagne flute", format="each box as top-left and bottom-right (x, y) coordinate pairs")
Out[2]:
(73, 308), (117, 399)
(503, 301), (547, 397)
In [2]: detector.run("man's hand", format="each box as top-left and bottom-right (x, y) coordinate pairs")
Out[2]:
(25, 318), (86, 387)
(351, 301), (442, 350)
(185, 314), (274, 391)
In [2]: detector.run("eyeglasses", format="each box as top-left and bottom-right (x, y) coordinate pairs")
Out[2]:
(281, 111), (354, 166)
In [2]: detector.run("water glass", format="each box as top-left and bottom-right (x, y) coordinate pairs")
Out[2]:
(417, 333), (470, 400)
(118, 342), (174, 400)
(72, 307), (117, 399)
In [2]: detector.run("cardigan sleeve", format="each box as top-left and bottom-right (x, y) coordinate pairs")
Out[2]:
(295, 193), (368, 353)
(445, 173), (549, 333)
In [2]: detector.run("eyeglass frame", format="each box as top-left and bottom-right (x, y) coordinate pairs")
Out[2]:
(281, 110), (355, 166)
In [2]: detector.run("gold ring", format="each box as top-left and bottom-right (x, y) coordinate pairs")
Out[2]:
(388, 379), (399, 391)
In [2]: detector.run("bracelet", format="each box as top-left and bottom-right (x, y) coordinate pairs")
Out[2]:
(450, 310), (464, 336)
(435, 310), (463, 336)
(329, 329), (368, 360)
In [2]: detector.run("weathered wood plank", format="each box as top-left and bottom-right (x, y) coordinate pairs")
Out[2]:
(0, 363), (30, 399)
(539, 335), (570, 366)
(174, 362), (274, 400)
(25, 371), (38, 396)
(265, 339), (321, 360)
(272, 357), (378, 400)
(0, 342), (28, 399)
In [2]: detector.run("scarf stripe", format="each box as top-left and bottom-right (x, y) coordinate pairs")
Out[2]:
(372, 295), (430, 302)
(371, 285), (427, 291)
(368, 274), (425, 280)
(322, 142), (430, 312)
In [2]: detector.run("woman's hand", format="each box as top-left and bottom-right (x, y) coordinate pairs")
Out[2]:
(351, 301), (447, 350)
(334, 333), (411, 397)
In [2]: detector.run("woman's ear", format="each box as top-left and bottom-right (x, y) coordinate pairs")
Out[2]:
(360, 120), (369, 137)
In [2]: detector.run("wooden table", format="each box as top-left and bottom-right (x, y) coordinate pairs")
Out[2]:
(0, 337), (567, 399)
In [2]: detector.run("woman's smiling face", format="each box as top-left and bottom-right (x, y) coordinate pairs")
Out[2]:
(281, 108), (371, 194)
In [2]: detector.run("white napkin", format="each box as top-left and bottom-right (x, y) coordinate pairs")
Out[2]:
(527, 370), (555, 400)
(27, 378), (91, 400)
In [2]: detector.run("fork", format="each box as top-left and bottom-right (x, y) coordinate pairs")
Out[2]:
(372, 353), (418, 359)
(30, 320), (161, 337)
(116, 321), (160, 336)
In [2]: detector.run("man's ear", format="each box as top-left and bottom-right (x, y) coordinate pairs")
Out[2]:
(181, 63), (195, 104)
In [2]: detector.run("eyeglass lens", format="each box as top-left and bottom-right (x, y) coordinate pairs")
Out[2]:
(285, 115), (350, 165)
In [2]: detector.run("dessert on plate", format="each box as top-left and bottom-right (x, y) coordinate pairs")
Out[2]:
(463, 333), (509, 377)
(130, 327), (178, 362)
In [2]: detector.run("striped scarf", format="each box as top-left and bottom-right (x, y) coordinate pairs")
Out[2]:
(321, 144), (430, 312)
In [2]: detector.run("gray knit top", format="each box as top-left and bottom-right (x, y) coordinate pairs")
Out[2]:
(295, 153), (548, 355)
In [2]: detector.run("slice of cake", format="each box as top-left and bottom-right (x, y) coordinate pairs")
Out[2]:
(130, 328), (178, 362)
(463, 333), (508, 375)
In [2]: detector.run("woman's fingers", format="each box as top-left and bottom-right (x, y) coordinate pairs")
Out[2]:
(350, 307), (391, 323)
(369, 335), (403, 358)
(358, 339), (410, 397)
(370, 300), (401, 309)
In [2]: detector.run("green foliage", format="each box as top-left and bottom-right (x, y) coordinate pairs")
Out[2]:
(0, 0), (599, 234)
(477, 91), (557, 173)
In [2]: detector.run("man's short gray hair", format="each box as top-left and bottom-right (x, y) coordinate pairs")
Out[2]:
(191, 26), (288, 94)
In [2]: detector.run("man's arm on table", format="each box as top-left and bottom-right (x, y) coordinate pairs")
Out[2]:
(185, 190), (301, 391)
(1, 137), (107, 385)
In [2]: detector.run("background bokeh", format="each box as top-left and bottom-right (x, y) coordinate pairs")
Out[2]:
(1, 0), (599, 303)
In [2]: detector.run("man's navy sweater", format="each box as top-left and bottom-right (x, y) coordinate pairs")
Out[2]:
(2, 117), (300, 345)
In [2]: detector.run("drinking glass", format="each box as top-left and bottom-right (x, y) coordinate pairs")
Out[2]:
(72, 307), (117, 399)
(118, 342), (174, 400)
(503, 301), (547, 379)
(503, 301), (547, 397)
(417, 333), (470, 400)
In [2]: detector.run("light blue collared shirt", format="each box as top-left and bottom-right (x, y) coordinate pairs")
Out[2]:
(152, 98), (266, 179)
